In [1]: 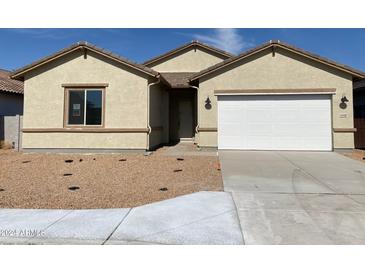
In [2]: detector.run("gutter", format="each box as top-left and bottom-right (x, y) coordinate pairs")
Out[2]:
(146, 75), (161, 150)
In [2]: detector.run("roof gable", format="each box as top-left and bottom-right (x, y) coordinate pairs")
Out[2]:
(143, 41), (234, 68)
(11, 41), (159, 80)
(190, 40), (365, 81)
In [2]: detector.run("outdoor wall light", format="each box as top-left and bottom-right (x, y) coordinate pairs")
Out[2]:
(339, 95), (349, 109)
(205, 96), (212, 110)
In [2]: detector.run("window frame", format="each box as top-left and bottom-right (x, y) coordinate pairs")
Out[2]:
(64, 87), (106, 128)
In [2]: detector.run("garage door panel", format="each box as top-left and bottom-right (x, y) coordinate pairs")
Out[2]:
(219, 109), (242, 123)
(302, 112), (330, 123)
(221, 123), (243, 136)
(272, 126), (302, 137)
(272, 111), (298, 123)
(247, 124), (273, 135)
(218, 94), (332, 151)
(245, 137), (273, 150)
(242, 106), (272, 122)
(219, 137), (243, 149)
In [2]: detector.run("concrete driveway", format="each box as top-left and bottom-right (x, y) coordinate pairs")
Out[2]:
(219, 151), (365, 244)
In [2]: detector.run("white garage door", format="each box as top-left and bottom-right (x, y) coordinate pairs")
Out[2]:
(218, 94), (332, 151)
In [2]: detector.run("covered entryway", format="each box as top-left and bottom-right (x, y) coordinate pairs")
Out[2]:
(217, 93), (332, 151)
(169, 89), (197, 142)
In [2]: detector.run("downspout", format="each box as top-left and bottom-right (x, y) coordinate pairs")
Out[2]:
(189, 85), (199, 143)
(146, 75), (161, 151)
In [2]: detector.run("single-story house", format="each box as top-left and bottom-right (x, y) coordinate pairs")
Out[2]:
(11, 40), (365, 152)
(0, 69), (23, 146)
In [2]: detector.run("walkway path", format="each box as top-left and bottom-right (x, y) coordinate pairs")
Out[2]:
(0, 191), (243, 245)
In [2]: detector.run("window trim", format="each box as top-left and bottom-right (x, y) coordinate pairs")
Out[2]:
(64, 86), (106, 128)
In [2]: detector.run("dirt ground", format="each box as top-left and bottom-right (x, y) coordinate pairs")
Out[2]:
(341, 149), (365, 162)
(0, 149), (223, 209)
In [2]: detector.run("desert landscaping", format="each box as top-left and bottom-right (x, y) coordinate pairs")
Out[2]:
(0, 149), (222, 209)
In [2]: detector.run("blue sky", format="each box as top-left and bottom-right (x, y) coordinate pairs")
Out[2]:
(1, 28), (365, 72)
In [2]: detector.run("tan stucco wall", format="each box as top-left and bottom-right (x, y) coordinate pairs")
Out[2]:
(22, 132), (146, 149)
(149, 48), (226, 72)
(197, 48), (355, 149)
(22, 50), (151, 149)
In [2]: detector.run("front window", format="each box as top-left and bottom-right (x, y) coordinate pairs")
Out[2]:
(66, 89), (103, 126)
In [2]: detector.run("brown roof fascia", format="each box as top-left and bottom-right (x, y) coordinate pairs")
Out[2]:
(143, 40), (234, 67)
(11, 41), (159, 80)
(190, 40), (365, 81)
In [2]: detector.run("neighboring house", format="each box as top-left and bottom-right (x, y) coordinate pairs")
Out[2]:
(11, 40), (365, 152)
(0, 69), (23, 145)
(0, 69), (23, 116)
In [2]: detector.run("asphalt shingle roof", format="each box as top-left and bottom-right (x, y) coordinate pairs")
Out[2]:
(160, 72), (196, 88)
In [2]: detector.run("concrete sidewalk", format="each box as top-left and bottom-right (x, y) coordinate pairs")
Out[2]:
(0, 191), (243, 245)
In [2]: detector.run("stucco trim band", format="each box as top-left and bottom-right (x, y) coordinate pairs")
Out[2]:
(62, 83), (109, 88)
(214, 88), (336, 96)
(333, 128), (357, 133)
(198, 127), (217, 132)
(22, 128), (149, 133)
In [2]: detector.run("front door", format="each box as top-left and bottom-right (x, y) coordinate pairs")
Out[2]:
(178, 98), (194, 140)
(169, 91), (196, 142)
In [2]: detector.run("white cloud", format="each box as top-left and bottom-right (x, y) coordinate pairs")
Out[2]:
(6, 28), (75, 40)
(190, 29), (254, 54)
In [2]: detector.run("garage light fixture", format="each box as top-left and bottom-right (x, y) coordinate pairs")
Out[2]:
(205, 96), (212, 110)
(340, 95), (349, 109)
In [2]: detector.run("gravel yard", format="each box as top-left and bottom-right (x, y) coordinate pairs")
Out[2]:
(341, 149), (365, 162)
(0, 149), (222, 209)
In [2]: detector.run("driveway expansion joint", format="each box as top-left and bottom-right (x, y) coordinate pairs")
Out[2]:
(29, 210), (74, 242)
(102, 208), (133, 245)
(226, 191), (246, 244)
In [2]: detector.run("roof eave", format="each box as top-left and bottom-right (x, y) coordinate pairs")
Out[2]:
(159, 75), (173, 88)
(84, 46), (158, 78)
(189, 43), (272, 81)
(275, 42), (365, 79)
(189, 41), (365, 81)
(11, 43), (159, 81)
(143, 41), (234, 67)
(11, 44), (82, 80)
